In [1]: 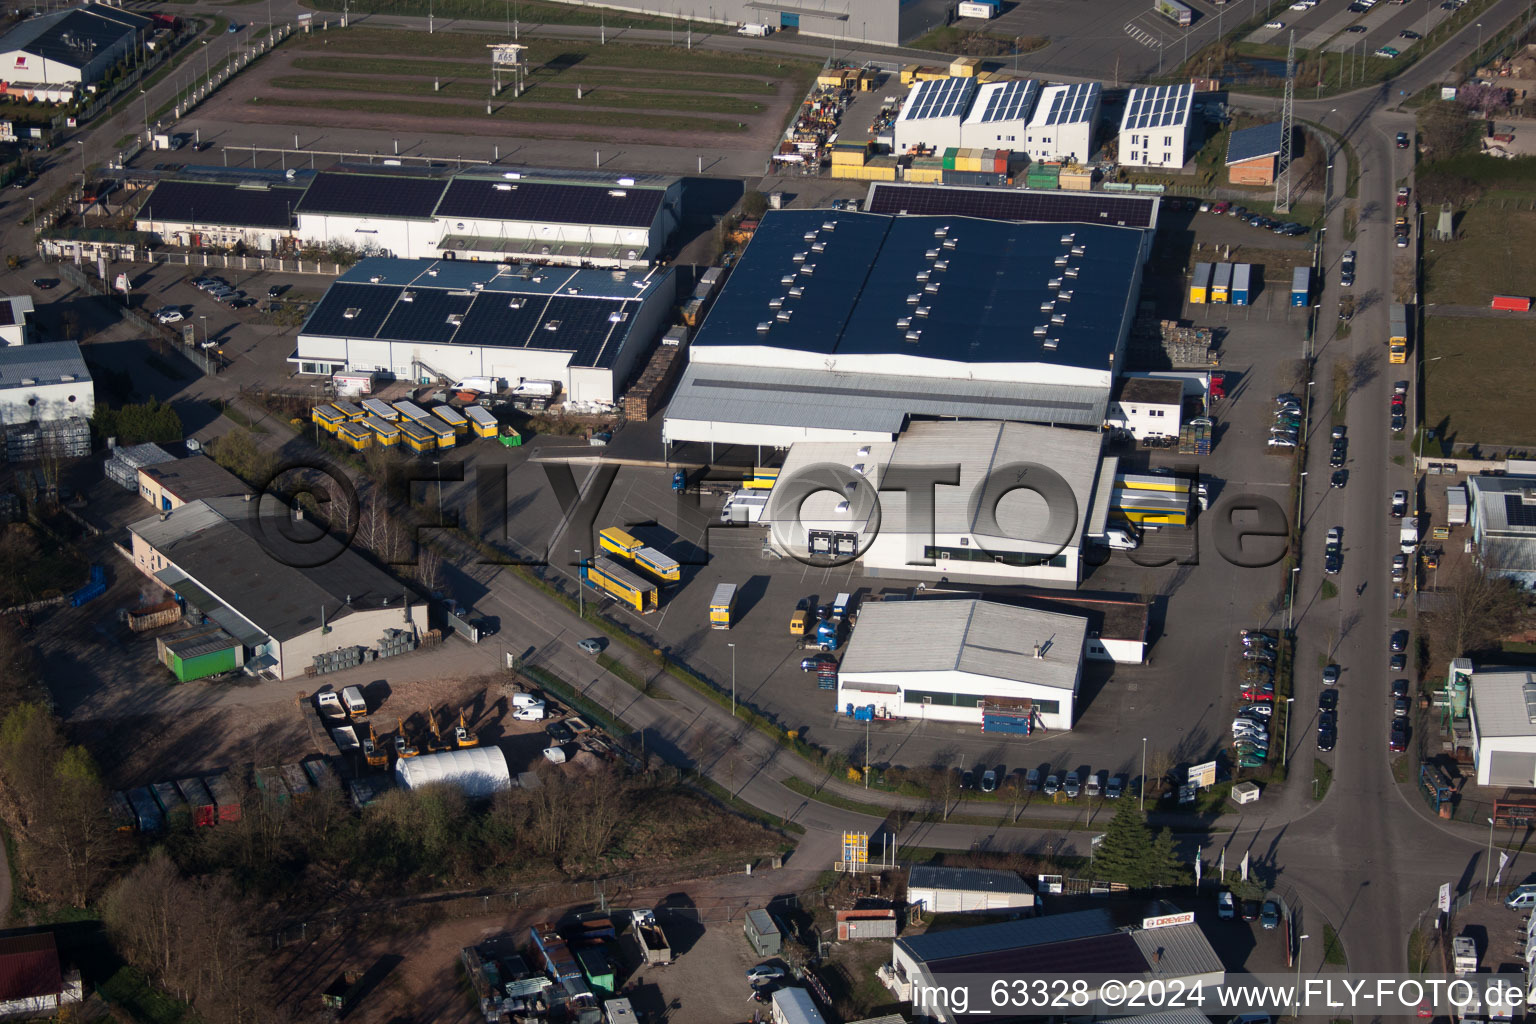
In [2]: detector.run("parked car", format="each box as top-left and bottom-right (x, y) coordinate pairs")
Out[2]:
(1086, 772), (1102, 798)
(155, 307), (184, 324)
(1397, 132), (1411, 148)
(1241, 899), (1263, 921)
(1320, 688), (1338, 712)
(1025, 768), (1041, 792)
(1330, 440), (1347, 467)
(1391, 630), (1410, 653)
(980, 769), (997, 793)
(577, 637), (603, 655)
(1394, 696), (1410, 717)
(1219, 891), (1236, 918)
(1374, 46), (1400, 58)
(800, 654), (836, 672)
(1392, 554), (1408, 582)
(1261, 899), (1283, 930)
(1392, 678), (1410, 699)
(746, 964), (785, 983)
(1044, 773), (1061, 796)
(1390, 653), (1408, 672)
(1106, 775), (1124, 799)
(1240, 703), (1274, 718)
(1323, 664), (1341, 686)
(1331, 469), (1348, 489)
(1063, 770), (1081, 798)
(961, 769), (975, 791)
(1392, 490), (1408, 517)
(1345, 22), (1367, 29)
(1390, 720), (1409, 751)
(1325, 550), (1342, 575)
(1265, 19), (1285, 27)
(1317, 724), (1336, 751)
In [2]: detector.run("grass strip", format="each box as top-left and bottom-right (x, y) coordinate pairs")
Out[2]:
(1322, 923), (1348, 966)
(289, 55), (781, 93)
(303, 0), (678, 30)
(1312, 758), (1333, 801)
(266, 73), (767, 114)
(248, 94), (747, 132)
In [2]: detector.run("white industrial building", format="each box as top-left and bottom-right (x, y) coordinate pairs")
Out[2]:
(663, 209), (1148, 455)
(1117, 84), (1195, 169)
(293, 258), (675, 405)
(1024, 82), (1102, 164)
(834, 598), (1086, 731)
(907, 865), (1037, 915)
(885, 908), (1223, 1022)
(127, 497), (427, 681)
(0, 295), (35, 347)
(1468, 666), (1536, 786)
(0, 4), (149, 92)
(395, 747), (511, 797)
(893, 76), (978, 154)
(959, 78), (1038, 149)
(1107, 376), (1184, 441)
(547, 0), (949, 47)
(135, 178), (305, 253)
(0, 340), (93, 426)
(1468, 474), (1536, 590)
(762, 420), (1116, 588)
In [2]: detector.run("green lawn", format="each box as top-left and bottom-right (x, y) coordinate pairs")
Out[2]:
(1424, 191), (1536, 306)
(303, 0), (677, 29)
(268, 73), (766, 114)
(1424, 316), (1536, 451)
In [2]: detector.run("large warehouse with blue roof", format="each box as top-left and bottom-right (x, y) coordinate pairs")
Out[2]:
(662, 207), (1148, 451)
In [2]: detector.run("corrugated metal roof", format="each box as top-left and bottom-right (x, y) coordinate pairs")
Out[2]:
(1120, 84), (1194, 132)
(838, 598), (1086, 690)
(1132, 923), (1224, 979)
(908, 865), (1035, 895)
(1225, 122), (1285, 165)
(664, 362), (1109, 437)
(1031, 82), (1101, 127)
(0, 340), (90, 391)
(1104, 1012), (1215, 1024)
(0, 932), (62, 1002)
(897, 909), (1116, 964)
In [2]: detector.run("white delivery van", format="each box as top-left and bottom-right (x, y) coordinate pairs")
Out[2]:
(513, 701), (547, 721)
(1105, 526), (1142, 550)
(543, 746), (568, 765)
(737, 22), (772, 35)
(340, 685), (368, 717)
(512, 378), (560, 398)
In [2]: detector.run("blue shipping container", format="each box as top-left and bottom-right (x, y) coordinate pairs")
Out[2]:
(1231, 263), (1252, 306)
(983, 713), (1033, 735)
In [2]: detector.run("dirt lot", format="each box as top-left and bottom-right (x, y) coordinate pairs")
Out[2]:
(198, 26), (816, 151)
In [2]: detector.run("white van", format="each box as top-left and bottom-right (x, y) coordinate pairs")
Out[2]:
(340, 685), (368, 717)
(511, 692), (541, 709)
(1105, 526), (1141, 550)
(1506, 884), (1536, 909)
(543, 746), (568, 765)
(513, 701), (547, 722)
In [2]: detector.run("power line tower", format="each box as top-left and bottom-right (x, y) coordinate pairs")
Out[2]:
(1274, 30), (1297, 213)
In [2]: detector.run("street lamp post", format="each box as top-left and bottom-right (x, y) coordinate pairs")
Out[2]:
(1477, 22), (1484, 59)
(198, 314), (207, 349)
(1291, 934), (1311, 1017)
(1140, 736), (1147, 812)
(728, 642), (737, 718)
(574, 549), (583, 619)
(1283, 697), (1295, 767)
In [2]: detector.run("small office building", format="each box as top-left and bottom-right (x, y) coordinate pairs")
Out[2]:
(138, 455), (251, 511)
(907, 865), (1037, 915)
(1023, 82), (1101, 165)
(1107, 377), (1184, 442)
(1469, 667), (1536, 786)
(1468, 475), (1536, 590)
(1118, 84), (1194, 169)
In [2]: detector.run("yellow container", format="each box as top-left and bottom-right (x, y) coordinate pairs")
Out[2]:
(336, 422), (373, 451)
(949, 57), (979, 77)
(1059, 170), (1093, 191)
(900, 64), (920, 85)
(905, 166), (944, 182)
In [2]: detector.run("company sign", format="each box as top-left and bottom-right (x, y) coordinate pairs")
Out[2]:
(1142, 911), (1196, 930)
(1188, 760), (1218, 787)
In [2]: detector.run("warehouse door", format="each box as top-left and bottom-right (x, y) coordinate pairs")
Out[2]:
(1488, 751), (1536, 787)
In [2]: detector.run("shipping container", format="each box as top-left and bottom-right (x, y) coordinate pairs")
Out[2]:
(431, 404), (470, 436)
(152, 780), (189, 826)
(464, 404), (498, 438)
(1290, 266), (1311, 307)
(176, 777), (217, 826)
(1212, 262), (1233, 304)
(709, 583), (737, 630)
(397, 420), (436, 454)
(1231, 263), (1252, 306)
(744, 909), (782, 957)
(1058, 169), (1093, 191)
(303, 756), (341, 792)
(280, 763), (312, 798)
(204, 773), (242, 823)
(942, 169), (1008, 187)
(1189, 262), (1212, 304)
(108, 791), (135, 831)
(1492, 295), (1532, 312)
(361, 397), (398, 421)
(363, 414), (402, 446)
(905, 165), (945, 183)
(127, 786), (163, 832)
(335, 421), (373, 451)
(942, 147), (960, 170)
(958, 0), (1000, 18)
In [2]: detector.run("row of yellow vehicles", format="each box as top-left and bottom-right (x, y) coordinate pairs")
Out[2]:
(311, 397), (516, 453)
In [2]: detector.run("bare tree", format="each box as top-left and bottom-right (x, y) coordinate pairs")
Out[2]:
(1148, 749), (1176, 789)
(416, 541), (444, 593)
(1425, 561), (1535, 665)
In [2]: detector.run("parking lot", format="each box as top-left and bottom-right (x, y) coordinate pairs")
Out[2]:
(1243, 0), (1462, 58)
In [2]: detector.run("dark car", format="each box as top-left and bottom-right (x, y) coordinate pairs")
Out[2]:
(1241, 899), (1262, 921)
(1400, 29), (1421, 38)
(1346, 21), (1367, 28)
(1331, 469), (1347, 489)
(8, 174), (34, 190)
(1261, 899), (1283, 930)
(1390, 653), (1408, 672)
(30, 278), (55, 290)
(1320, 688), (1339, 712)
(800, 654), (836, 672)
(1390, 720), (1409, 752)
(1391, 630), (1409, 653)
(1397, 132), (1411, 148)
(1330, 440), (1346, 467)
(1392, 678), (1410, 699)
(1391, 413), (1406, 432)
(267, 284), (287, 299)
(1394, 696), (1411, 717)
(1282, 223), (1308, 236)
(961, 769), (976, 791)
(194, 140), (215, 152)
(1325, 550), (1342, 574)
(1317, 725), (1336, 752)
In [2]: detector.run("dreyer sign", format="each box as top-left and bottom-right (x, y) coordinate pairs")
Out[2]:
(244, 458), (1294, 573)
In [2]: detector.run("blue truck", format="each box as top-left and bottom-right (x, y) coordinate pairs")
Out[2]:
(1291, 267), (1311, 307)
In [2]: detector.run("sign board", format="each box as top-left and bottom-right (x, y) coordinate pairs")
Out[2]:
(488, 42), (527, 66)
(1142, 911), (1196, 930)
(181, 324), (196, 346)
(1178, 782), (1198, 804)
(113, 272), (128, 293)
(297, 11), (312, 19)
(65, 116), (76, 128)
(0, 122), (14, 143)
(1439, 882), (1452, 913)
(842, 831), (868, 869)
(1441, 86), (1458, 101)
(1188, 760), (1218, 787)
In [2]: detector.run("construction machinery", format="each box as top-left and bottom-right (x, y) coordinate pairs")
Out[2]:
(455, 711), (479, 748)
(359, 722), (388, 768)
(425, 707), (452, 754)
(395, 718), (419, 759)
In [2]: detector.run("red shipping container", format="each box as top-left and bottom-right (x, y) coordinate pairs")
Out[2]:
(204, 773), (242, 823)
(177, 778), (217, 827)
(995, 149), (1011, 173)
(1491, 295), (1531, 312)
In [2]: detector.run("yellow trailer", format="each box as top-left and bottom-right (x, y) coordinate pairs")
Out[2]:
(464, 404), (499, 439)
(361, 398), (398, 421)
(397, 420), (436, 454)
(331, 400), (366, 423)
(363, 414), (401, 447)
(431, 404), (470, 437)
(312, 404), (348, 434)
(335, 421), (373, 451)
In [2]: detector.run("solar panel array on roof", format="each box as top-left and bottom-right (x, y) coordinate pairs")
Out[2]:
(296, 169), (449, 219)
(906, 76), (978, 120)
(1032, 82), (1100, 126)
(967, 79), (1038, 124)
(865, 183), (1157, 229)
(0, 304), (15, 328)
(1505, 494), (1536, 528)
(435, 178), (665, 228)
(1122, 84), (1194, 131)
(140, 180), (305, 229)
(1225, 121), (1285, 165)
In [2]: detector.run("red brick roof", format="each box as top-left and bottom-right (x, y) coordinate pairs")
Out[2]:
(0, 933), (62, 1002)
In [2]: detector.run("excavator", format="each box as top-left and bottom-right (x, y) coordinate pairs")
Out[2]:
(454, 710), (479, 749)
(359, 722), (388, 768)
(394, 717), (419, 759)
(424, 707), (452, 754)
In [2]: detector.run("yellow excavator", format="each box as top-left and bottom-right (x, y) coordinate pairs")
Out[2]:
(454, 710), (479, 749)
(394, 717), (419, 759)
(360, 722), (388, 768)
(424, 707), (452, 753)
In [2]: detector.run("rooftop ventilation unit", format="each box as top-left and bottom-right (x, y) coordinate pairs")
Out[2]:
(473, 282), (486, 291)
(427, 268), (439, 276)
(781, 275), (795, 285)
(20, 378), (33, 386)
(1048, 277), (1062, 290)
(1043, 337), (1060, 350)
(857, 446), (870, 457)
(494, 183), (514, 191)
(923, 282), (940, 294)
(502, 171), (522, 179)
(1070, 245), (1086, 256)
(905, 329), (923, 342)
(1064, 266), (1080, 279)
(933, 226), (949, 238)
(368, 275), (381, 283)
(811, 241), (826, 253)
(804, 231), (818, 241)
(769, 296), (785, 309)
(933, 260), (949, 271)
(799, 264), (815, 276)
(792, 252), (808, 263)
(509, 297), (525, 309)
(1054, 255), (1069, 266)
(617, 177), (636, 186)
(1050, 313), (1067, 325)
(608, 190), (628, 197)
(915, 305), (931, 318)
(907, 293), (921, 305)
(1058, 289), (1073, 302)
(544, 320), (561, 331)
(446, 313), (464, 325)
(1033, 325), (1048, 337)
(822, 221), (836, 231)
(343, 307), (361, 319)
(925, 248), (940, 259)
(852, 463), (866, 475)
(835, 501), (850, 514)
(915, 270), (930, 283)
(757, 321), (772, 333)
(896, 316), (912, 329)
(608, 311), (628, 323)
(401, 290), (416, 302)
(566, 287), (580, 295)
(941, 238), (957, 250)
(447, 289), (474, 297)
(776, 309), (793, 322)
(788, 286), (804, 298)
(1060, 232), (1075, 245)
(1040, 300), (1055, 312)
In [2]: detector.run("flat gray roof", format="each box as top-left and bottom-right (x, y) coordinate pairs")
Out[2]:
(140, 456), (251, 503)
(1471, 668), (1536, 739)
(839, 598), (1086, 690)
(898, 909), (1115, 964)
(0, 340), (89, 390)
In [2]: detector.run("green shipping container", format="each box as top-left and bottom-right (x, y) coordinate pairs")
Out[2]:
(157, 625), (242, 683)
(942, 147), (959, 170)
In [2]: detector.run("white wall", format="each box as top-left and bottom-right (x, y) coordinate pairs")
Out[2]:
(137, 216), (287, 253)
(277, 603), (425, 680)
(1475, 735), (1536, 786)
(0, 379), (94, 426)
(906, 885), (1035, 914)
(1086, 635), (1144, 664)
(690, 342), (1114, 389)
(663, 417), (896, 448)
(1106, 399), (1181, 440)
(297, 213), (433, 259)
(894, 115), (963, 155)
(835, 667), (1077, 730)
(0, 50), (82, 85)
(861, 528), (1081, 587)
(1120, 123), (1189, 168)
(1024, 120), (1095, 164)
(959, 119), (1028, 149)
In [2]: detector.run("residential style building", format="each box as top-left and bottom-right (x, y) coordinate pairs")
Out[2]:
(0, 932), (82, 1018)
(127, 496), (426, 680)
(1224, 122), (1285, 185)
(1118, 84), (1195, 169)
(834, 597), (1087, 730)
(1467, 474), (1536, 589)
(138, 455), (251, 511)
(1107, 376), (1184, 441)
(1023, 82), (1102, 164)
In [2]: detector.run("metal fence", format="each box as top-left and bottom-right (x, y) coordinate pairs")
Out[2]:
(57, 263), (218, 377)
(145, 250), (347, 276)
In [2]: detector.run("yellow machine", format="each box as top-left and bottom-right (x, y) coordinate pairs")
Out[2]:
(425, 707), (451, 753)
(394, 718), (419, 759)
(455, 711), (479, 748)
(360, 723), (388, 768)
